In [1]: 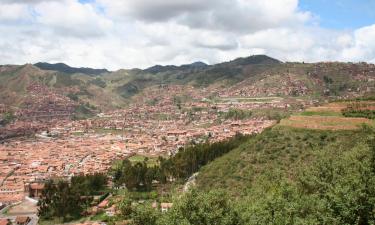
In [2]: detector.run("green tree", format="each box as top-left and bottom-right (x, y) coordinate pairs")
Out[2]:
(131, 204), (160, 225)
(119, 197), (133, 218)
(159, 189), (242, 225)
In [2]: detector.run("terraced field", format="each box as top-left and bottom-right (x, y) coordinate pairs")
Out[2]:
(280, 101), (375, 130)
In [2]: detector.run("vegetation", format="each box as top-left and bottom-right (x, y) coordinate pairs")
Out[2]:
(114, 189), (241, 225)
(280, 115), (374, 130)
(300, 110), (342, 116)
(38, 173), (107, 222)
(112, 133), (250, 191)
(0, 111), (15, 126)
(342, 102), (375, 119)
(73, 103), (96, 120)
(90, 77), (107, 88)
(221, 108), (253, 120)
(194, 125), (375, 224)
(34, 62), (108, 75)
(157, 190), (241, 225)
(67, 93), (79, 101)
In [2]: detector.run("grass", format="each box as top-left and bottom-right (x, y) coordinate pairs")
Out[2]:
(280, 115), (374, 130)
(281, 101), (375, 130)
(299, 111), (342, 117)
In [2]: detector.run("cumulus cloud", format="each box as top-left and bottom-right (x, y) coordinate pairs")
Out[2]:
(0, 3), (30, 22)
(98, 0), (311, 33)
(0, 0), (374, 70)
(35, 0), (113, 37)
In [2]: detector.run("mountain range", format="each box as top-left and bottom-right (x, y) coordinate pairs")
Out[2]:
(1, 55), (374, 112)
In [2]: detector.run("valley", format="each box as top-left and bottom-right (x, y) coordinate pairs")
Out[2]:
(1, 55), (375, 224)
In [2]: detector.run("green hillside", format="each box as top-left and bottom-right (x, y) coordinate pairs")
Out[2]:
(195, 125), (375, 224)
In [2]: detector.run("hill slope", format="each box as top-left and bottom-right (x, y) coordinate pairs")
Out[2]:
(195, 124), (375, 224)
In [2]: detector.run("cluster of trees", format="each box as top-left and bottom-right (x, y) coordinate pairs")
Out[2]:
(222, 108), (253, 120)
(113, 133), (249, 191)
(113, 159), (159, 191)
(38, 173), (107, 222)
(121, 190), (241, 225)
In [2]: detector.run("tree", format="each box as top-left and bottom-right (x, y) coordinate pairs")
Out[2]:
(38, 180), (84, 222)
(159, 189), (242, 225)
(119, 197), (133, 218)
(131, 204), (160, 225)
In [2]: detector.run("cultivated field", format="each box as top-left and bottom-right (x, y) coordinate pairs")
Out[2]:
(280, 115), (373, 130)
(280, 101), (375, 130)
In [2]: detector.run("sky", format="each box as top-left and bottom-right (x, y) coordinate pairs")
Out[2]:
(0, 0), (374, 70)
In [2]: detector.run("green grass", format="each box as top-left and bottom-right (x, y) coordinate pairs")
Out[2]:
(299, 111), (342, 117)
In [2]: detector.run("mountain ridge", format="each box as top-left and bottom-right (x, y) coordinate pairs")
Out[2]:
(34, 62), (110, 76)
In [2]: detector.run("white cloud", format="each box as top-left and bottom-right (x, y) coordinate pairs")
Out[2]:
(34, 0), (113, 37)
(0, 0), (374, 70)
(98, 0), (311, 33)
(0, 3), (31, 22)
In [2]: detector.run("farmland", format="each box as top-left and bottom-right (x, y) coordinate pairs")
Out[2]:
(280, 101), (375, 130)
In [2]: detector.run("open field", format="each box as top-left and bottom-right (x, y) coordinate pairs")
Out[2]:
(280, 101), (375, 130)
(299, 111), (342, 117)
(305, 102), (347, 112)
(279, 115), (374, 130)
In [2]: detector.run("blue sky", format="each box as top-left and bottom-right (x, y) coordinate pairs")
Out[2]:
(300, 0), (375, 29)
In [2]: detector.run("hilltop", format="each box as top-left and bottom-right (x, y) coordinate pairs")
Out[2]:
(34, 62), (110, 76)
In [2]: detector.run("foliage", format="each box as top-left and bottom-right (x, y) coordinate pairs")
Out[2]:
(113, 159), (158, 191)
(131, 204), (161, 225)
(197, 126), (375, 224)
(67, 93), (79, 101)
(71, 173), (108, 195)
(0, 112), (15, 125)
(38, 180), (84, 222)
(90, 77), (107, 88)
(118, 198), (133, 218)
(113, 134), (250, 191)
(38, 173), (107, 222)
(222, 108), (253, 120)
(73, 104), (95, 120)
(342, 102), (375, 119)
(158, 190), (242, 225)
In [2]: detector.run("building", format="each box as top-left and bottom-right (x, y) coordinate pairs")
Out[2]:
(0, 219), (10, 225)
(25, 183), (45, 198)
(15, 216), (30, 225)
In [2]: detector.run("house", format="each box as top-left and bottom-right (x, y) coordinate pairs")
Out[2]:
(97, 199), (109, 209)
(0, 219), (10, 225)
(25, 182), (45, 198)
(160, 203), (173, 212)
(15, 216), (30, 225)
